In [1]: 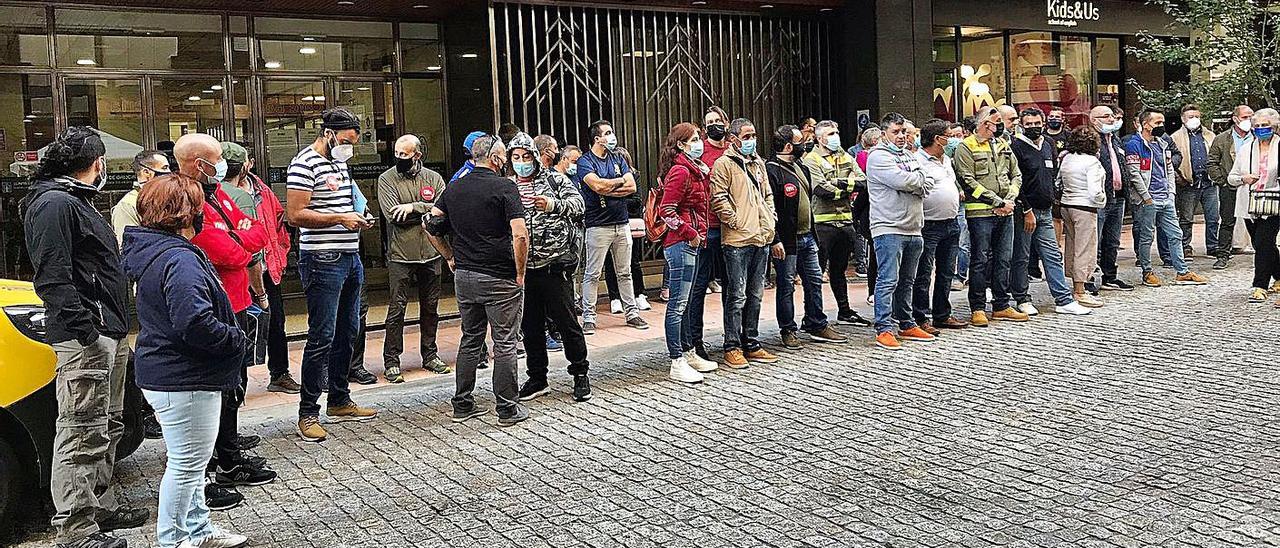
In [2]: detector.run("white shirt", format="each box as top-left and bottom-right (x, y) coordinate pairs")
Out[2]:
(917, 150), (960, 221)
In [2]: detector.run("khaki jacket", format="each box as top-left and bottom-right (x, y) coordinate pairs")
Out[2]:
(802, 149), (865, 225)
(376, 165), (445, 263)
(710, 146), (776, 247)
(953, 135), (1021, 218)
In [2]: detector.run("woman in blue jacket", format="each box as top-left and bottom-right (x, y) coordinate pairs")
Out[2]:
(120, 174), (250, 548)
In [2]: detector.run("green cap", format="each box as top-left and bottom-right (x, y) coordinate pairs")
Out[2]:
(221, 141), (248, 164)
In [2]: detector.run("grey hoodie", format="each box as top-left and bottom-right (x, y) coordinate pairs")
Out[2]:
(866, 143), (932, 238)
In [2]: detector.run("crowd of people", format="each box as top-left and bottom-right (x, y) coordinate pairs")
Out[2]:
(22, 97), (1278, 548)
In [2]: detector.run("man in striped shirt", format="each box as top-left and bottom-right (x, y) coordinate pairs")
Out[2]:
(285, 107), (379, 443)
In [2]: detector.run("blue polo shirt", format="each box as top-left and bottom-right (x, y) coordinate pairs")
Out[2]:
(576, 150), (632, 228)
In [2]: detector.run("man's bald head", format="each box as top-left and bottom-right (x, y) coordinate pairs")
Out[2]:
(173, 133), (223, 180)
(997, 104), (1019, 128)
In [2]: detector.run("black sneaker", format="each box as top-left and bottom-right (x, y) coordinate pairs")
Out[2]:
(348, 367), (377, 385)
(56, 531), (127, 548)
(518, 379), (551, 401)
(497, 404), (530, 427)
(99, 506), (149, 532)
(1101, 278), (1135, 291)
(625, 316), (649, 330)
(233, 435), (260, 452)
(1213, 256), (1230, 270)
(206, 483), (243, 511)
(142, 413), (162, 439)
(572, 374), (592, 402)
(837, 310), (872, 326)
(693, 343), (711, 362)
(451, 407), (488, 423)
(214, 461), (278, 487)
(582, 322), (597, 335)
(266, 373), (302, 394)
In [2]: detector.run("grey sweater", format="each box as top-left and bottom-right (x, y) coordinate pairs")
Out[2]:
(866, 143), (932, 237)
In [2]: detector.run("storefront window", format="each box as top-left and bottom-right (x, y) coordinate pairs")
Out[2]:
(230, 16), (251, 70)
(64, 79), (144, 179)
(1010, 32), (1093, 126)
(403, 78), (447, 166)
(337, 80), (396, 267)
(255, 18), (394, 73)
(0, 6), (50, 67)
(932, 26), (958, 120)
(1097, 37), (1122, 107)
(153, 78), (226, 144)
(402, 23), (444, 73)
(55, 9), (224, 70)
(232, 78), (253, 151)
(958, 27), (1005, 118)
(1, 74), (55, 180)
(262, 80), (325, 185)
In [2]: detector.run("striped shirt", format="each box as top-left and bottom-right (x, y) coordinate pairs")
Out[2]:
(286, 147), (360, 252)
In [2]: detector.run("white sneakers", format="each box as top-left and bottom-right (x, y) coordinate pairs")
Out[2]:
(683, 350), (718, 373)
(1056, 301), (1092, 316)
(178, 527), (248, 548)
(1017, 302), (1040, 316)
(637, 294), (652, 311)
(669, 357), (704, 384)
(610, 299), (623, 314)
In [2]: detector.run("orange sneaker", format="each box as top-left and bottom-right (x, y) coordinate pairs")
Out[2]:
(722, 349), (749, 369)
(898, 326), (937, 342)
(744, 348), (780, 363)
(970, 311), (990, 327)
(875, 332), (902, 350)
(1173, 271), (1208, 285)
(991, 307), (1030, 322)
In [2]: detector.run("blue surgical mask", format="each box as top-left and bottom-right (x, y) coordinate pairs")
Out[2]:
(1255, 127), (1274, 140)
(567, 164), (577, 176)
(513, 161), (536, 178)
(914, 136), (922, 149)
(883, 140), (902, 154)
(1101, 121), (1123, 134)
(686, 139), (704, 160)
(825, 134), (841, 152)
(214, 159), (228, 182)
(605, 134), (618, 151)
(738, 137), (757, 156)
(944, 137), (962, 157)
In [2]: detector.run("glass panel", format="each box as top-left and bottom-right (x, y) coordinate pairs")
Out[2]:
(402, 78), (446, 168)
(255, 18), (393, 72)
(55, 9), (223, 70)
(958, 29), (1006, 118)
(261, 80), (325, 187)
(1097, 37), (1122, 106)
(1010, 32), (1094, 128)
(153, 78), (226, 144)
(933, 71), (957, 121)
(232, 77), (253, 151)
(932, 26), (956, 65)
(230, 16), (250, 70)
(0, 74), (55, 277)
(0, 6), (50, 67)
(402, 23), (444, 73)
(64, 79), (145, 183)
(336, 80), (395, 267)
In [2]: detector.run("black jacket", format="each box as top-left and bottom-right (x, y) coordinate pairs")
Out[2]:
(1012, 136), (1058, 210)
(766, 158), (815, 254)
(21, 177), (129, 345)
(1098, 132), (1137, 201)
(121, 227), (247, 392)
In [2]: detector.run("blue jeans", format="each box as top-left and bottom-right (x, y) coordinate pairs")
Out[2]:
(914, 219), (961, 324)
(663, 241), (698, 359)
(1011, 207), (1076, 306)
(1177, 185), (1221, 253)
(955, 212), (970, 281)
(967, 215), (1015, 312)
(1097, 198), (1125, 281)
(722, 244), (768, 352)
(297, 250), (362, 417)
(1134, 198), (1188, 275)
(773, 233), (828, 334)
(684, 227), (722, 352)
(873, 233), (924, 333)
(144, 390), (221, 548)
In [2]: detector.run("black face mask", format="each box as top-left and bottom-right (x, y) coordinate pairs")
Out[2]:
(192, 211), (204, 236)
(1023, 127), (1043, 141)
(706, 124), (727, 141)
(395, 157), (418, 176)
(801, 141), (816, 154)
(993, 123), (1006, 139)
(1047, 120), (1063, 130)
(1151, 125), (1167, 138)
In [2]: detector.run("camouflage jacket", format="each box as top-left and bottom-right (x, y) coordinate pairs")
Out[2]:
(521, 168), (585, 270)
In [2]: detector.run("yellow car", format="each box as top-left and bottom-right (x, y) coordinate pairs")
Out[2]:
(0, 279), (145, 532)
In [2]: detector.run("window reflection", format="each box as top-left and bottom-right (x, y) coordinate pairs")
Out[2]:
(0, 6), (50, 67)
(255, 18), (394, 72)
(958, 27), (1006, 118)
(64, 79), (145, 178)
(1011, 32), (1093, 126)
(153, 79), (226, 143)
(55, 9), (223, 70)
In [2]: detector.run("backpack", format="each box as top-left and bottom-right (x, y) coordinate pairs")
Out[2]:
(644, 179), (667, 243)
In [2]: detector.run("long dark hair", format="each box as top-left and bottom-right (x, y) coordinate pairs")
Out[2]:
(33, 126), (105, 181)
(659, 122), (701, 179)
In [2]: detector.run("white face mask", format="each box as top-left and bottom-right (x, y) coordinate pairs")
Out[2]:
(1239, 119), (1253, 132)
(326, 131), (355, 162)
(1185, 117), (1202, 131)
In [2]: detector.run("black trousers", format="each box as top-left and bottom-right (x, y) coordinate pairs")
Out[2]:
(522, 265), (590, 382)
(1249, 217), (1280, 289)
(1217, 185), (1239, 259)
(213, 310), (251, 468)
(816, 223), (860, 313)
(350, 282), (369, 374)
(264, 275), (289, 380)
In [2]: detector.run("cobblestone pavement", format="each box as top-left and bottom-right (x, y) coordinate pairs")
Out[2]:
(16, 264), (1280, 548)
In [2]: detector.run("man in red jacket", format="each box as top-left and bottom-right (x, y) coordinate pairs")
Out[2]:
(173, 133), (277, 510)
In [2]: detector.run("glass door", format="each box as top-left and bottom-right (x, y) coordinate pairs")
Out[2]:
(335, 79), (396, 268)
(260, 79), (326, 189)
(63, 78), (145, 207)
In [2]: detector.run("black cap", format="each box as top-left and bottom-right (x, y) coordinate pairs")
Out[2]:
(321, 107), (361, 131)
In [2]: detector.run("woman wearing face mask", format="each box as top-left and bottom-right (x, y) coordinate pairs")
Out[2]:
(655, 123), (719, 383)
(1229, 108), (1280, 304)
(1057, 127), (1108, 308)
(121, 174), (252, 548)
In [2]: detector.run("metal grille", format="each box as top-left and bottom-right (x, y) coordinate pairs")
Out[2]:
(493, 2), (834, 195)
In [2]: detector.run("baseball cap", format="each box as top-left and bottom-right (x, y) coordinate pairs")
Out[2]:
(462, 130), (487, 157)
(220, 142), (248, 164)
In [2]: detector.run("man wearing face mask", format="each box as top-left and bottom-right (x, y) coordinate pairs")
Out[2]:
(803, 120), (871, 326)
(1209, 105), (1256, 269)
(953, 106), (1026, 326)
(24, 127), (148, 548)
(767, 124), (847, 349)
(1171, 104), (1220, 260)
(710, 117), (779, 368)
(1044, 108), (1069, 150)
(111, 149), (169, 246)
(451, 130), (488, 183)
(376, 134), (449, 384)
(1088, 105), (1139, 293)
(576, 119), (648, 334)
(286, 108), (380, 443)
(1124, 108), (1209, 287)
(997, 105), (1020, 142)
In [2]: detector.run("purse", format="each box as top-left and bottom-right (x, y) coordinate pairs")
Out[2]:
(1246, 145), (1280, 216)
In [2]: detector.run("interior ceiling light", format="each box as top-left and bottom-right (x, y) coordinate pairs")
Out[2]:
(337, 1), (354, 5)
(426, 65), (442, 70)
(211, 85), (223, 90)
(460, 53), (479, 58)
(760, 3), (774, 7)
(299, 46), (317, 55)
(187, 95), (201, 101)
(76, 58), (95, 65)
(413, 4), (428, 7)
(692, 1), (707, 4)
(356, 86), (371, 91)
(264, 61), (282, 69)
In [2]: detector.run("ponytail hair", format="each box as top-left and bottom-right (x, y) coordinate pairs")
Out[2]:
(32, 126), (105, 181)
